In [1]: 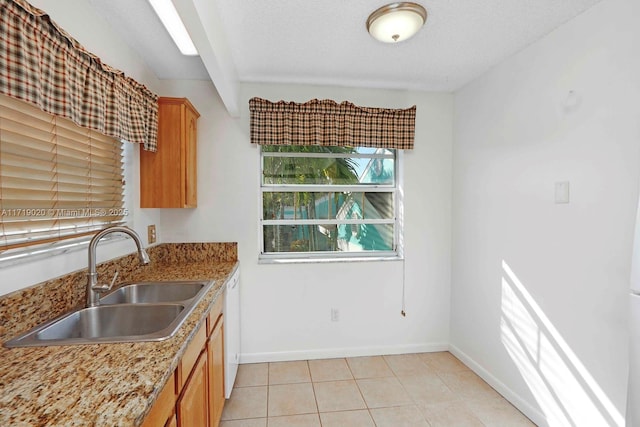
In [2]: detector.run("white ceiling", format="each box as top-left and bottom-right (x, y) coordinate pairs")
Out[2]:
(90, 0), (602, 112)
(89, 0), (210, 80)
(212, 0), (601, 91)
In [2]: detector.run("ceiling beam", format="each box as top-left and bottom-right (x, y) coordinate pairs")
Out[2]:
(173, 0), (240, 117)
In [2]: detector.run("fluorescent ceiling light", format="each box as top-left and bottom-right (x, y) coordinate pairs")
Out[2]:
(148, 0), (198, 56)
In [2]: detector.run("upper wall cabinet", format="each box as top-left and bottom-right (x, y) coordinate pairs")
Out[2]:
(141, 97), (200, 208)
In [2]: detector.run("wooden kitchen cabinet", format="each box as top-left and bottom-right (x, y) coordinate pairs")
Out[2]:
(177, 324), (207, 390)
(142, 290), (226, 427)
(177, 351), (209, 427)
(141, 372), (176, 427)
(140, 97), (200, 208)
(207, 314), (225, 427)
(176, 321), (208, 427)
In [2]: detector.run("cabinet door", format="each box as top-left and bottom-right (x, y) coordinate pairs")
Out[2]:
(177, 351), (208, 427)
(140, 97), (199, 208)
(141, 99), (183, 208)
(184, 106), (198, 208)
(165, 414), (177, 427)
(141, 373), (176, 427)
(208, 315), (225, 427)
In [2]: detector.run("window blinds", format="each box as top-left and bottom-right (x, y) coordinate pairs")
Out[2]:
(0, 94), (126, 250)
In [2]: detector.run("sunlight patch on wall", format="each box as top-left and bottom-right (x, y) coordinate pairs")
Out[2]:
(501, 260), (623, 427)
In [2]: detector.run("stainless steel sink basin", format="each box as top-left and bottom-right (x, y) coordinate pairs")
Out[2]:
(99, 281), (207, 305)
(5, 304), (187, 347)
(4, 280), (216, 347)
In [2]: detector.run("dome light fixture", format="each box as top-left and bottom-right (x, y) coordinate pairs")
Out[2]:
(366, 2), (427, 43)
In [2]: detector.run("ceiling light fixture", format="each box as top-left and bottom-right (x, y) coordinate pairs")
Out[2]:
(148, 0), (198, 56)
(366, 2), (427, 43)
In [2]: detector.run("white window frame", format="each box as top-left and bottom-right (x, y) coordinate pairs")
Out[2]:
(258, 146), (404, 263)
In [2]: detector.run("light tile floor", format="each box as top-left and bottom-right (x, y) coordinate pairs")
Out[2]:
(220, 352), (536, 427)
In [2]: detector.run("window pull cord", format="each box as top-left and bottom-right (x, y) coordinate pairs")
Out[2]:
(401, 257), (406, 317)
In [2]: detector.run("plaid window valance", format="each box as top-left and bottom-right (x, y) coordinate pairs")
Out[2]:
(249, 98), (416, 150)
(0, 0), (158, 151)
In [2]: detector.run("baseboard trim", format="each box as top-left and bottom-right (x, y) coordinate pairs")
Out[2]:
(240, 342), (449, 364)
(448, 344), (548, 427)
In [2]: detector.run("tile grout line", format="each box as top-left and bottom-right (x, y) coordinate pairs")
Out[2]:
(428, 355), (493, 426)
(266, 362), (270, 420)
(310, 359), (331, 427)
(305, 359), (321, 424)
(428, 360), (492, 427)
(305, 360), (323, 426)
(350, 355), (393, 426)
(345, 356), (379, 426)
(387, 354), (434, 426)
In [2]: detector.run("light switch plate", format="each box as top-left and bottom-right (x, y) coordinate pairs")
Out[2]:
(555, 181), (570, 204)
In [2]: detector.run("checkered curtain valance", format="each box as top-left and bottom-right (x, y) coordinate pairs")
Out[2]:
(0, 0), (159, 151)
(249, 98), (416, 149)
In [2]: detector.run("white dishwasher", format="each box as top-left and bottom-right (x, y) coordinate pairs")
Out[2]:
(223, 269), (240, 398)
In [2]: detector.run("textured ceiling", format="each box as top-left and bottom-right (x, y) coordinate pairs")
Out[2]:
(89, 0), (602, 92)
(89, 0), (209, 80)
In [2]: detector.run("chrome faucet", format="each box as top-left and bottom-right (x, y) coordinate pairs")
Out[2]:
(87, 226), (150, 307)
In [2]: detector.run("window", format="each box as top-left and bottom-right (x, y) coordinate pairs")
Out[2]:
(260, 145), (400, 260)
(0, 94), (128, 254)
(250, 97), (415, 261)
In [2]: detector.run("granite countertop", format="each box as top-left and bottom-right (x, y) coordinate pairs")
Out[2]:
(0, 243), (238, 426)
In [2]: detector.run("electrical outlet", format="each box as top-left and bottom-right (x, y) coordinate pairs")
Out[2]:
(147, 224), (156, 244)
(331, 308), (340, 322)
(555, 181), (570, 204)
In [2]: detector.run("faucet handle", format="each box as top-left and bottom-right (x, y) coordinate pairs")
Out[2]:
(92, 271), (119, 293)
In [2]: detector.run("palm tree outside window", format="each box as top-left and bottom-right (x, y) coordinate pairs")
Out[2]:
(260, 145), (398, 260)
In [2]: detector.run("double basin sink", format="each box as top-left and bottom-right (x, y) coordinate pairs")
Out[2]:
(5, 281), (215, 347)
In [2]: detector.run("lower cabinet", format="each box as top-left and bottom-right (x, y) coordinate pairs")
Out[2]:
(142, 292), (225, 427)
(208, 315), (225, 427)
(166, 415), (177, 427)
(178, 352), (209, 426)
(141, 372), (176, 427)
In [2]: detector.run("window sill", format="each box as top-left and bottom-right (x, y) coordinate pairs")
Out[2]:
(0, 233), (127, 269)
(258, 254), (403, 265)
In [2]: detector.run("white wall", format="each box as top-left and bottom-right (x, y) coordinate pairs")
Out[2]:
(0, 2), (454, 362)
(0, 0), (163, 295)
(451, 0), (640, 425)
(160, 81), (454, 361)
